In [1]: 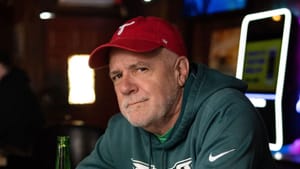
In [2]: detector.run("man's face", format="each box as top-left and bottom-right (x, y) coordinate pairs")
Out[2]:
(109, 48), (187, 133)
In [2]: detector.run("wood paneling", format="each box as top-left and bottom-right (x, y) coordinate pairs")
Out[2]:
(42, 16), (122, 129)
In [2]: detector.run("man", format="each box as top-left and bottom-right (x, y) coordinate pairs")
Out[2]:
(76, 16), (275, 169)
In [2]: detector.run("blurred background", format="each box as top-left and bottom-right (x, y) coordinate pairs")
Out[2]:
(1, 0), (300, 168)
(2, 0), (299, 130)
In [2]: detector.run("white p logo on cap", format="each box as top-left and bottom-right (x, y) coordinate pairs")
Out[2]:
(117, 21), (135, 35)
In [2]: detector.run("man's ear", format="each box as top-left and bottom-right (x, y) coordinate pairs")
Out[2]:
(175, 56), (189, 87)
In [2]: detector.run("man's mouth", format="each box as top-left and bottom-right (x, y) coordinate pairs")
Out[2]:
(125, 98), (148, 108)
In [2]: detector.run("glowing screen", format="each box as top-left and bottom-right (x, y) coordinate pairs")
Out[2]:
(243, 39), (281, 93)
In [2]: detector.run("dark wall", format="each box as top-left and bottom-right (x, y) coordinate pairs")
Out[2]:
(0, 3), (13, 57)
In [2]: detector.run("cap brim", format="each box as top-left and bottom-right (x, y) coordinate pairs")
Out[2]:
(89, 38), (162, 69)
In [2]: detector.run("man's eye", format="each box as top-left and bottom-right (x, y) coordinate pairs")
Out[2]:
(111, 74), (122, 81)
(137, 67), (148, 72)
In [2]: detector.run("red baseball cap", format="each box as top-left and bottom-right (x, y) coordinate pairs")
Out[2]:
(88, 16), (187, 69)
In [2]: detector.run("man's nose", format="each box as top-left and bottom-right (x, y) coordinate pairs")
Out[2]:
(117, 75), (138, 95)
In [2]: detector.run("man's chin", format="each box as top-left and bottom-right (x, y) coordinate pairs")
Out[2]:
(127, 117), (148, 128)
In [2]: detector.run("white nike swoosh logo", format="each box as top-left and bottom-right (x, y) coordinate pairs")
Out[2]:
(208, 149), (236, 162)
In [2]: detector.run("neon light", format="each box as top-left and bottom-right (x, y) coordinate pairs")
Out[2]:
(245, 93), (275, 100)
(248, 98), (267, 108)
(289, 138), (300, 154)
(245, 93), (275, 108)
(296, 94), (300, 113)
(273, 152), (283, 160)
(236, 8), (292, 151)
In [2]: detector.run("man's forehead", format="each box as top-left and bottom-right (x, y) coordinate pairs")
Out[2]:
(109, 48), (163, 64)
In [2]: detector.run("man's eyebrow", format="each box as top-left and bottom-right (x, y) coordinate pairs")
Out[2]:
(128, 64), (139, 70)
(130, 61), (149, 68)
(109, 70), (121, 77)
(109, 61), (149, 76)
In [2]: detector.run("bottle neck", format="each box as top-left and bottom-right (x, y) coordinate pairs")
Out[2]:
(55, 136), (71, 169)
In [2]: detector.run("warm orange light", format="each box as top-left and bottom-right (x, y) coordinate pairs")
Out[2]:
(272, 15), (282, 22)
(68, 54), (95, 104)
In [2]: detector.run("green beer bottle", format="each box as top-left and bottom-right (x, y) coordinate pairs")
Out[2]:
(55, 136), (71, 169)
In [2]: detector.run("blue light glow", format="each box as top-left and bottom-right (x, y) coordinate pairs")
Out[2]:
(183, 0), (247, 16)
